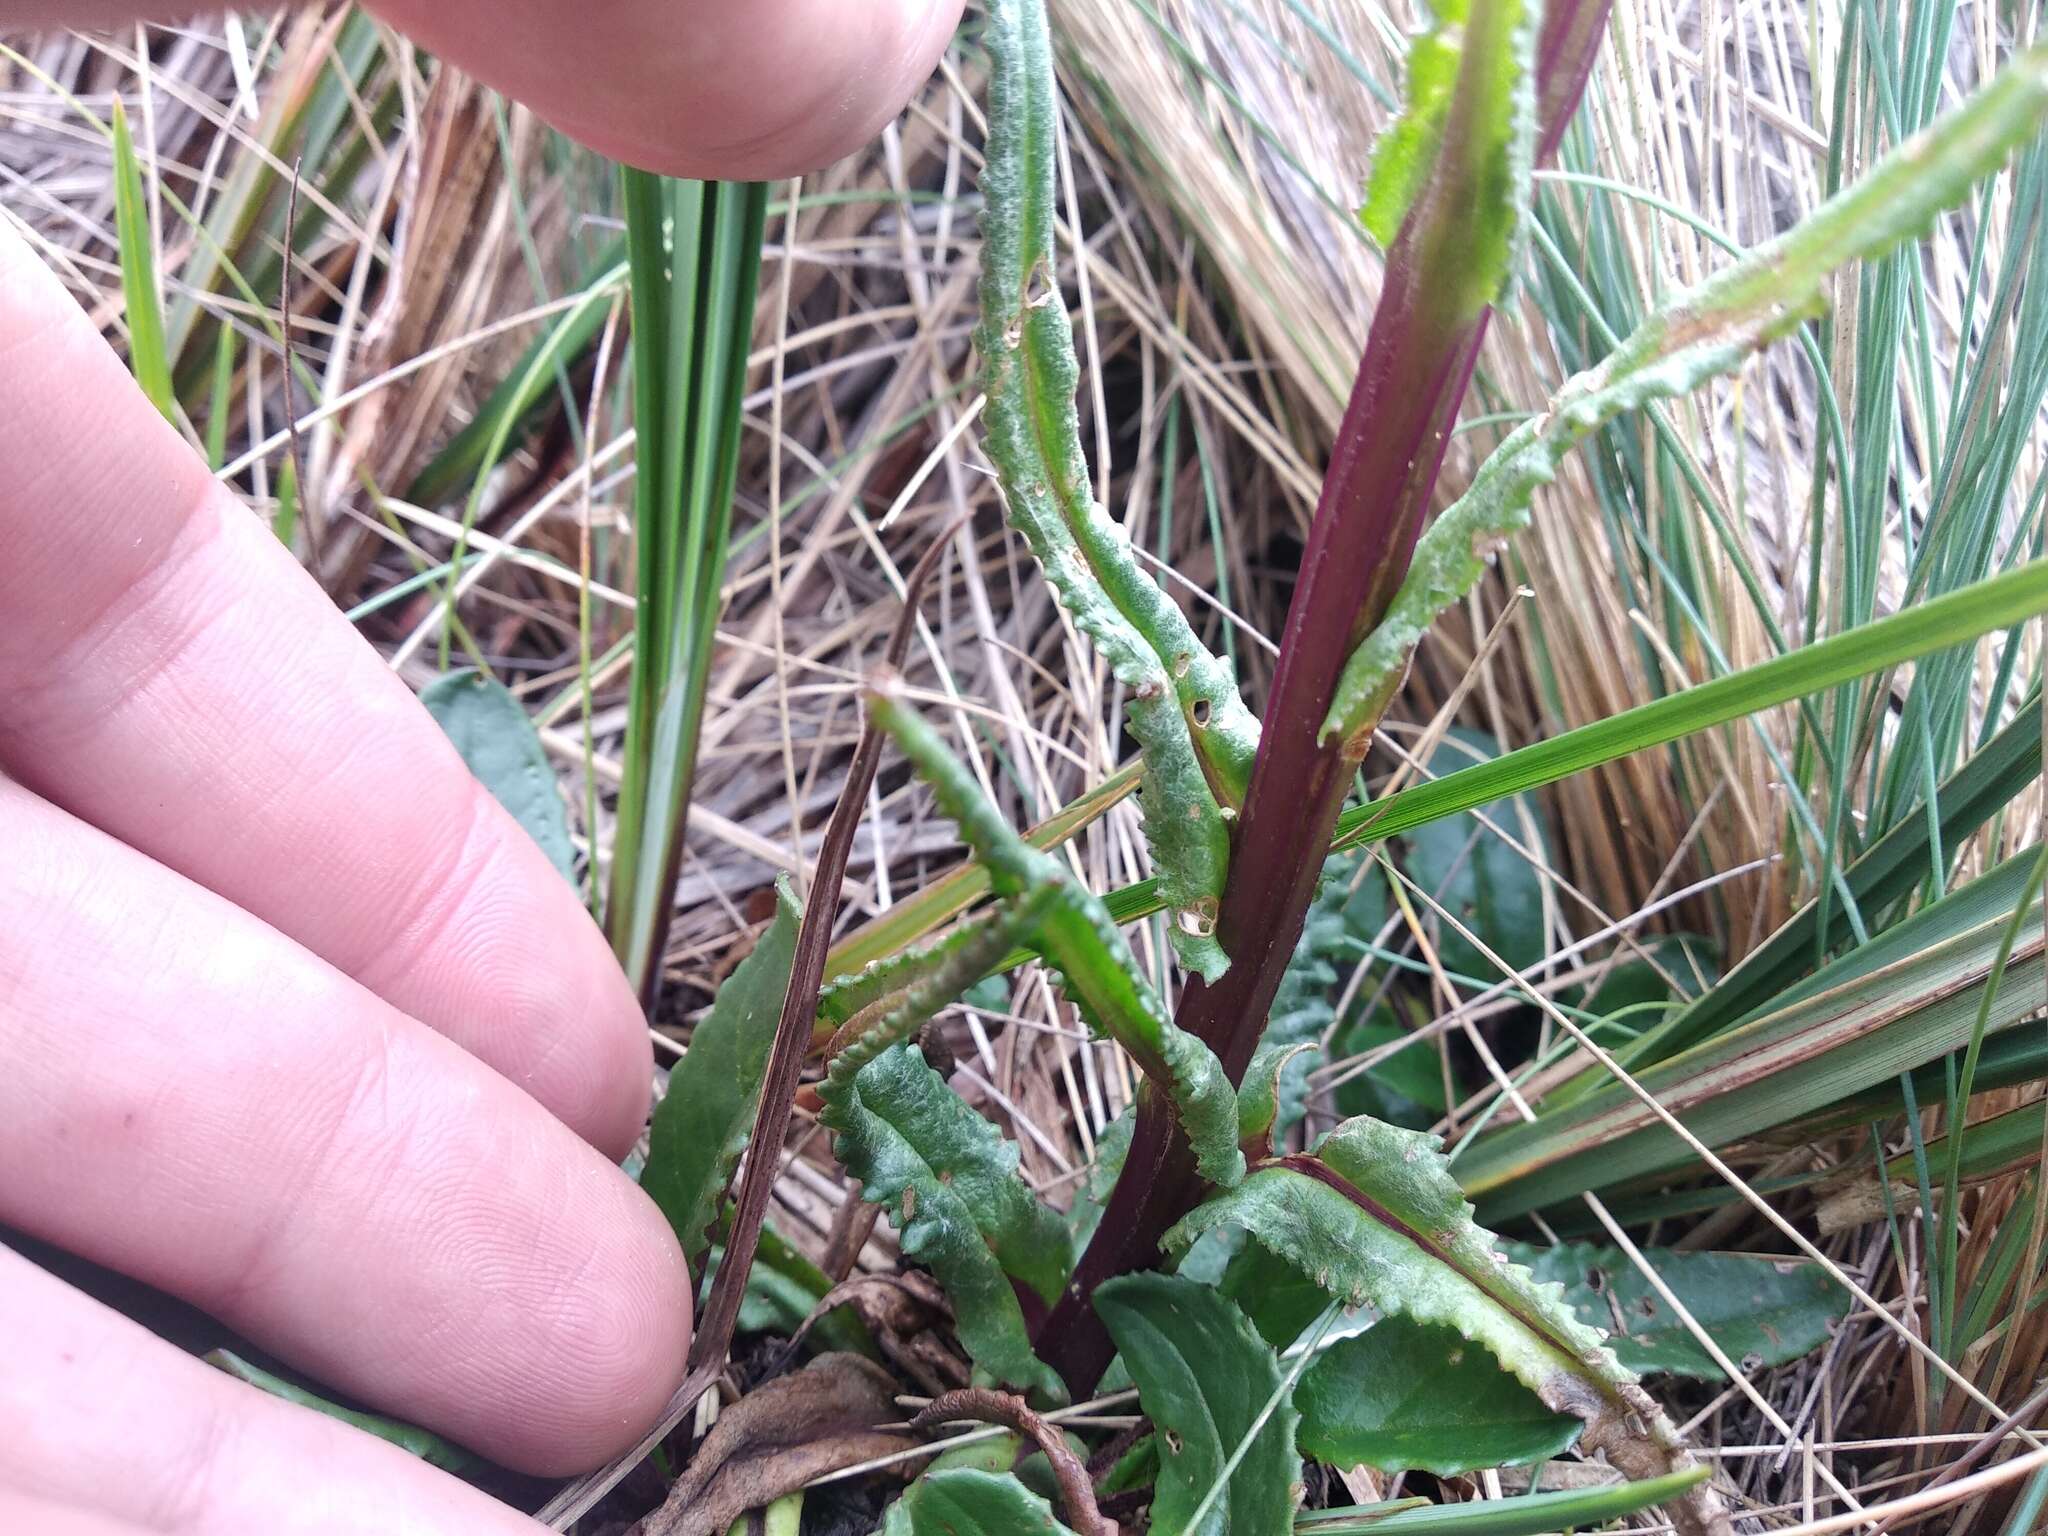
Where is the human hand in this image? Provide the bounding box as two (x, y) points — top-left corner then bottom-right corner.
(0, 2), (961, 1531)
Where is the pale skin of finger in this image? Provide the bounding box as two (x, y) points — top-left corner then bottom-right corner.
(0, 0), (966, 179)
(0, 777), (693, 1475)
(0, 222), (651, 1160)
(0, 0), (961, 1143)
(0, 1246), (554, 1535)
(0, 1488), (164, 1536)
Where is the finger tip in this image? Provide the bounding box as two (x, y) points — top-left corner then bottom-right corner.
(765, 0), (967, 175)
(557, 958), (655, 1165)
(582, 0), (966, 179)
(490, 1183), (694, 1475)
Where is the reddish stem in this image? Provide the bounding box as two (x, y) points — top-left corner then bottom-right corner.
(1036, 0), (1613, 1396)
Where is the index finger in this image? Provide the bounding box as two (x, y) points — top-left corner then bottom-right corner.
(366, 0), (964, 178)
(2, 0), (964, 179)
(0, 222), (650, 1158)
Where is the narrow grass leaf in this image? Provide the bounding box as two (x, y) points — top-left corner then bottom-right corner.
(1297, 1467), (1709, 1535)
(110, 100), (176, 421)
(1056, 564), (2048, 945)
(1584, 690), (2040, 1083)
(607, 174), (768, 1009)
(1459, 854), (2048, 1217)
(406, 252), (626, 506)
(205, 1350), (476, 1472)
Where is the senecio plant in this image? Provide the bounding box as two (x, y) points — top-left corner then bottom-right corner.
(602, 2), (2048, 1533)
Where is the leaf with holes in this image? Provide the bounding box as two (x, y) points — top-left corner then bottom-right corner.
(1510, 1243), (1842, 1380)
(822, 1042), (1066, 1402)
(977, 0), (1259, 979)
(642, 878), (799, 1271)
(1095, 1272), (1301, 1536)
(1296, 1319), (1581, 1476)
(1324, 44), (2048, 748)
(421, 670), (577, 880)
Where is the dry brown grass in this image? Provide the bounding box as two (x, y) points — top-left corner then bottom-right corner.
(9, 3), (2048, 1530)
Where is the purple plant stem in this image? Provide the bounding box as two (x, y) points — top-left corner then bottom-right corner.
(1036, 0), (1613, 1396)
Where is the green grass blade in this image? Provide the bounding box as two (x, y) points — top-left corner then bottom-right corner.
(1457, 855), (2048, 1218)
(606, 173), (768, 1009)
(1297, 1468), (1708, 1534)
(1068, 562), (2048, 940)
(1575, 691), (2044, 1086)
(1337, 559), (2048, 852)
(405, 250), (627, 505)
(110, 100), (175, 422)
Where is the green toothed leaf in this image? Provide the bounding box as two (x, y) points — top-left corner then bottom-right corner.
(1096, 1272), (1301, 1536)
(1326, 44), (2048, 746)
(1360, 0), (1537, 316)
(977, 0), (1259, 978)
(1296, 1318), (1581, 1476)
(1239, 1043), (1315, 1158)
(824, 1033), (1069, 1309)
(643, 877), (800, 1270)
(818, 920), (998, 1028)
(868, 682), (1244, 1188)
(1167, 1117), (1704, 1505)
(822, 1043), (1066, 1402)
